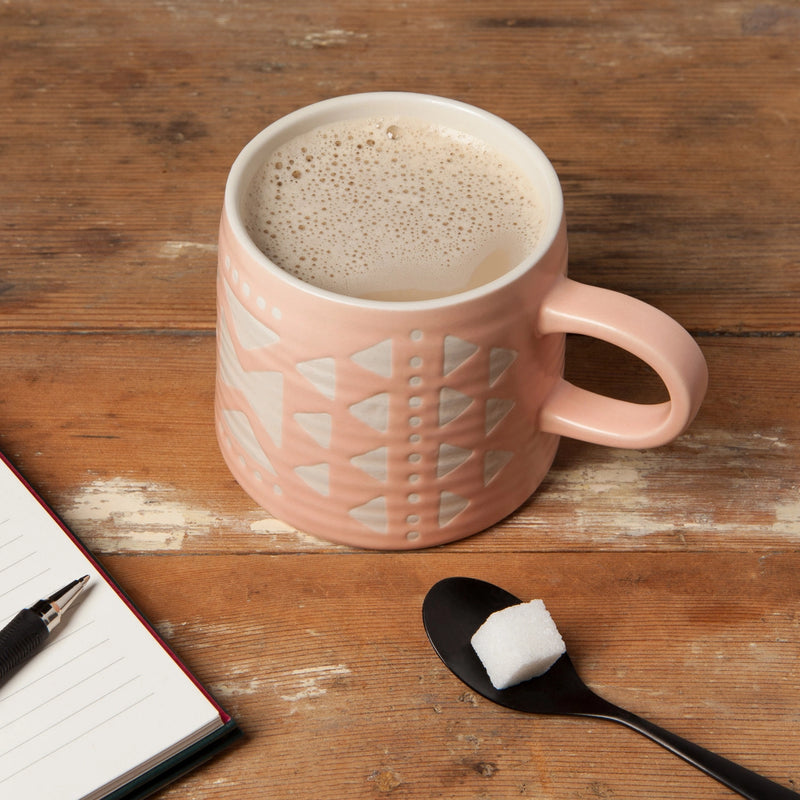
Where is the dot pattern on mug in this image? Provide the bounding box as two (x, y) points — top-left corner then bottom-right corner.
(216, 254), (520, 546)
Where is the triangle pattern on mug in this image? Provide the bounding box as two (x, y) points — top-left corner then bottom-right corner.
(216, 309), (239, 384)
(439, 491), (469, 527)
(294, 463), (330, 496)
(297, 357), (336, 399)
(443, 335), (479, 376)
(225, 283), (280, 350)
(438, 387), (473, 426)
(350, 339), (393, 377)
(349, 496), (388, 534)
(219, 313), (284, 448)
(241, 371), (284, 447)
(485, 398), (515, 435)
(294, 412), (333, 448)
(349, 393), (390, 432)
(437, 443), (473, 478)
(350, 446), (389, 482)
(218, 278), (527, 542)
(484, 450), (514, 485)
(489, 347), (517, 386)
(221, 408), (276, 475)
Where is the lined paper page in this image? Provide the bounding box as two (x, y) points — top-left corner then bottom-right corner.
(0, 460), (223, 800)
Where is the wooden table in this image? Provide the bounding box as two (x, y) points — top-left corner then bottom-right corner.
(2, 2), (798, 798)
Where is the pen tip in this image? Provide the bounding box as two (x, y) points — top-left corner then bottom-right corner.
(52, 575), (90, 609)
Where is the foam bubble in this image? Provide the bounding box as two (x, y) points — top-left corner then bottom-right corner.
(244, 116), (544, 300)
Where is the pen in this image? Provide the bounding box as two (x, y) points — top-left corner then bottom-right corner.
(0, 575), (90, 686)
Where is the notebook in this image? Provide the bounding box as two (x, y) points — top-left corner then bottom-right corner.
(0, 452), (241, 799)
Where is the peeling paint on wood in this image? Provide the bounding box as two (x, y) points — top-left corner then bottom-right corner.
(63, 477), (211, 550)
(271, 664), (352, 702)
(159, 240), (218, 258)
(288, 29), (368, 49)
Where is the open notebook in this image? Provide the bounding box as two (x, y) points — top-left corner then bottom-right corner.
(0, 452), (241, 799)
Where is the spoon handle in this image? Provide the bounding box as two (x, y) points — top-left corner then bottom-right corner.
(602, 705), (799, 799)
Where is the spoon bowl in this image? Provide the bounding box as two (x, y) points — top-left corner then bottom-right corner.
(422, 577), (798, 800)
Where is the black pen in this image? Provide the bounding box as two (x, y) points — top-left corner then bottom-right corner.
(0, 575), (90, 686)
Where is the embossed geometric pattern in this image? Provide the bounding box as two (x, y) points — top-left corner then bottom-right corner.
(220, 408), (276, 475)
(294, 412), (333, 448)
(438, 387), (473, 426)
(484, 450), (514, 485)
(486, 398), (515, 435)
(350, 446), (389, 482)
(489, 347), (517, 386)
(297, 357), (336, 400)
(349, 496), (388, 534)
(350, 339), (393, 377)
(437, 444), (473, 478)
(216, 250), (524, 547)
(294, 463), (330, 496)
(218, 307), (283, 447)
(225, 282), (279, 350)
(439, 492), (470, 527)
(443, 335), (479, 376)
(349, 393), (391, 432)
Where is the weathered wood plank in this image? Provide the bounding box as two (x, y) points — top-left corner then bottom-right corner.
(1, 1), (797, 332)
(2, 2), (799, 799)
(106, 551), (800, 800)
(1, 333), (796, 554)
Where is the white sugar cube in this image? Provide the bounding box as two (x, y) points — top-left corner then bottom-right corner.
(470, 599), (566, 690)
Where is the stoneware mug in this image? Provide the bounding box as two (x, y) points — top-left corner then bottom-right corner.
(215, 92), (708, 550)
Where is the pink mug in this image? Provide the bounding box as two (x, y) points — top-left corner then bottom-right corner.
(215, 93), (708, 549)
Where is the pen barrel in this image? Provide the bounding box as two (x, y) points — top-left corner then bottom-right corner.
(0, 609), (49, 683)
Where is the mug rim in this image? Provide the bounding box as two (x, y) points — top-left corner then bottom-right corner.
(224, 91), (565, 310)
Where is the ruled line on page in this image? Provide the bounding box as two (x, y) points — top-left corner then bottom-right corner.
(0, 567), (51, 601)
(0, 619), (98, 656)
(0, 633), (108, 704)
(0, 657), (125, 733)
(0, 691), (156, 785)
(0, 550), (37, 577)
(39, 620), (98, 654)
(0, 674), (143, 761)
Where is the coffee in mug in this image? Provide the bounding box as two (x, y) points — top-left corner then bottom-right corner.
(216, 93), (708, 550)
(242, 115), (544, 301)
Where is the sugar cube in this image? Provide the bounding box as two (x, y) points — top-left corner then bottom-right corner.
(470, 599), (566, 690)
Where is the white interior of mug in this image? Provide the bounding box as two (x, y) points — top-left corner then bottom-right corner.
(224, 92), (564, 308)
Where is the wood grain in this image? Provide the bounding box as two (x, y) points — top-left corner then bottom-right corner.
(1, 334), (796, 554)
(1, 1), (798, 798)
(106, 551), (800, 800)
(1, 1), (798, 333)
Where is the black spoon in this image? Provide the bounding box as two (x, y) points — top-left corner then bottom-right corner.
(422, 577), (799, 800)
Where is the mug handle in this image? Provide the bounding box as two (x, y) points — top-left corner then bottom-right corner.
(537, 278), (708, 449)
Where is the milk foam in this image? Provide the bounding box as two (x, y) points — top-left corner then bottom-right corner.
(244, 116), (544, 300)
